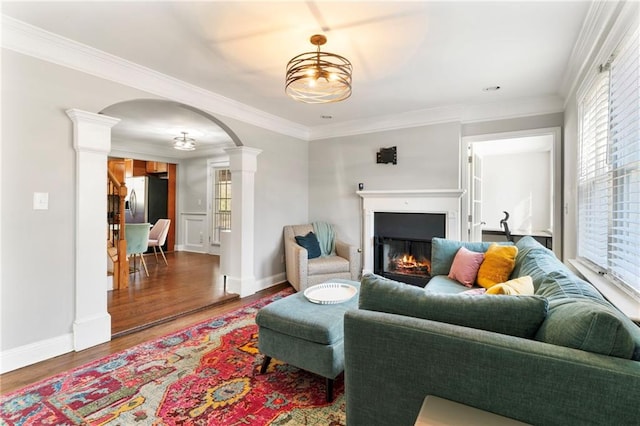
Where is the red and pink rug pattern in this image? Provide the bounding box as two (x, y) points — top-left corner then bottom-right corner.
(1, 289), (346, 425)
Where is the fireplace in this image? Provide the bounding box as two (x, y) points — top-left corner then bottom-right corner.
(357, 189), (465, 283)
(374, 212), (446, 286)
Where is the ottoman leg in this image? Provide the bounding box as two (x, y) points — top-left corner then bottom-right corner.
(326, 378), (334, 402)
(260, 355), (272, 374)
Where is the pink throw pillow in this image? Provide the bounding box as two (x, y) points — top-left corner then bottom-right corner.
(448, 247), (485, 287)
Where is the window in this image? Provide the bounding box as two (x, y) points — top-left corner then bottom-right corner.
(213, 169), (231, 244)
(577, 27), (639, 299)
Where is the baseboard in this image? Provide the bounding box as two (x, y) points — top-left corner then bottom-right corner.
(74, 313), (111, 351)
(0, 333), (74, 374)
(254, 272), (287, 292)
(176, 245), (208, 254)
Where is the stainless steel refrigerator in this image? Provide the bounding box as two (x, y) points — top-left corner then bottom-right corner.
(124, 175), (168, 224)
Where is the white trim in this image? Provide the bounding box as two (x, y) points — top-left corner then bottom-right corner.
(254, 273), (287, 292)
(569, 259), (640, 322)
(572, 1), (639, 104)
(206, 157), (231, 253)
(4, 14), (573, 142)
(181, 212), (208, 253)
(1, 15), (309, 141)
(460, 127), (562, 258)
(0, 333), (73, 374)
(357, 189), (465, 199)
(357, 190), (465, 275)
(309, 96), (563, 141)
(67, 109), (119, 352)
(559, 1), (621, 102)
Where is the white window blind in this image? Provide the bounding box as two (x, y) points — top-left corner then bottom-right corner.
(577, 26), (640, 298)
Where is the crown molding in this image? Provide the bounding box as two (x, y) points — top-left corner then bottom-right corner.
(1, 15), (310, 140)
(309, 95), (564, 140)
(559, 0), (623, 102)
(3, 15), (567, 143)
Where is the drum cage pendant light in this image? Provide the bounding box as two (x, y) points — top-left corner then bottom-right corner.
(285, 34), (352, 104)
(173, 131), (196, 151)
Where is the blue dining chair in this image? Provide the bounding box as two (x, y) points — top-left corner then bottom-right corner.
(125, 223), (151, 276)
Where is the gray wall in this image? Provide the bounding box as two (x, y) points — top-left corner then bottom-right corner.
(178, 124), (309, 282)
(1, 50), (155, 351)
(309, 122), (461, 248)
(0, 49), (579, 364)
(0, 49), (308, 356)
(221, 121), (309, 282)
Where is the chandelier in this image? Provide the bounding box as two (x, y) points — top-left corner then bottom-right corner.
(285, 34), (352, 103)
(173, 131), (196, 151)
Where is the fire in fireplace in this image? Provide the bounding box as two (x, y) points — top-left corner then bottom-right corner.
(374, 212), (446, 287)
(389, 253), (430, 276)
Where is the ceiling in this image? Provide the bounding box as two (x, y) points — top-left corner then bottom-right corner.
(2, 1), (592, 157)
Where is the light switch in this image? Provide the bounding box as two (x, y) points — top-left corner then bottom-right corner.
(33, 192), (49, 210)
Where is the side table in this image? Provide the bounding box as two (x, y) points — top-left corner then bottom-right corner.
(414, 396), (530, 426)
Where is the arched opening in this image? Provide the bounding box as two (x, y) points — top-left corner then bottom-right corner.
(70, 100), (259, 345)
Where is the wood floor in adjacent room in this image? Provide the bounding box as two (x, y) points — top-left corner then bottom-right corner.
(0, 251), (289, 394)
(109, 251), (236, 337)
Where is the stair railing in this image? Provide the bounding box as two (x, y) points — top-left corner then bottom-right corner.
(108, 169), (129, 289)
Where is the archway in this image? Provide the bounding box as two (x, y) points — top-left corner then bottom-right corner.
(69, 100), (260, 350)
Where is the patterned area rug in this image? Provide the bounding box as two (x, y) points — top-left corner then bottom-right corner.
(1, 289), (346, 425)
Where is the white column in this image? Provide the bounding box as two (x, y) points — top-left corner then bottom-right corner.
(225, 146), (262, 297)
(66, 109), (120, 351)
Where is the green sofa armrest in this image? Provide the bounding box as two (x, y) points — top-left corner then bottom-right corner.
(344, 309), (640, 426)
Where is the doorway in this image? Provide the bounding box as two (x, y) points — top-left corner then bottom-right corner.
(461, 127), (562, 258)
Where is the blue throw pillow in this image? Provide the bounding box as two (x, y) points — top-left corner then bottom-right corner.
(295, 232), (321, 259)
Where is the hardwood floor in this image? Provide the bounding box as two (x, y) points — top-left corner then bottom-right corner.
(0, 251), (290, 395)
(109, 251), (236, 336)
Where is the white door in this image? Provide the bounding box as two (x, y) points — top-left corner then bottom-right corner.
(469, 146), (484, 242)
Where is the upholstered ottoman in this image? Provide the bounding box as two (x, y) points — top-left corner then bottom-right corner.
(256, 279), (360, 402)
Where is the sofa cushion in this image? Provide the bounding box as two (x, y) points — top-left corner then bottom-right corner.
(447, 247), (485, 287)
(486, 276), (534, 295)
(295, 231), (321, 259)
(511, 237), (571, 292)
(308, 255), (350, 275)
(477, 243), (518, 288)
(424, 275), (473, 294)
(535, 270), (640, 360)
(360, 273), (548, 338)
(431, 238), (496, 276)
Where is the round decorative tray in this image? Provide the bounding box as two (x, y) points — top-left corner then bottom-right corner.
(304, 282), (358, 305)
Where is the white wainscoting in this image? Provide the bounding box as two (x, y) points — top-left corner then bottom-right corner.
(180, 212), (207, 253)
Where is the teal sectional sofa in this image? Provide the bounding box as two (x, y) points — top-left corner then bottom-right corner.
(344, 237), (640, 425)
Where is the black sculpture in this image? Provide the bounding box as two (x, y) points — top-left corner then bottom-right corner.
(500, 211), (514, 242)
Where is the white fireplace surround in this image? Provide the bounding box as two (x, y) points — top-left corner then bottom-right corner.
(358, 189), (465, 275)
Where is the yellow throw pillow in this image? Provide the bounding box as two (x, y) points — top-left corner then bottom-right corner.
(476, 243), (518, 289)
(486, 276), (534, 295)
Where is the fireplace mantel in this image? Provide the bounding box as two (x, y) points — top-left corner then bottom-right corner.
(358, 189), (466, 276)
(357, 189), (465, 199)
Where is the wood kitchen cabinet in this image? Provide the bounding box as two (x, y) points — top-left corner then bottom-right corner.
(132, 160), (147, 176)
(146, 161), (168, 174)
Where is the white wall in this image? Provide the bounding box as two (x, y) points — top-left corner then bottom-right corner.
(481, 151), (551, 232)
(309, 122), (461, 249)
